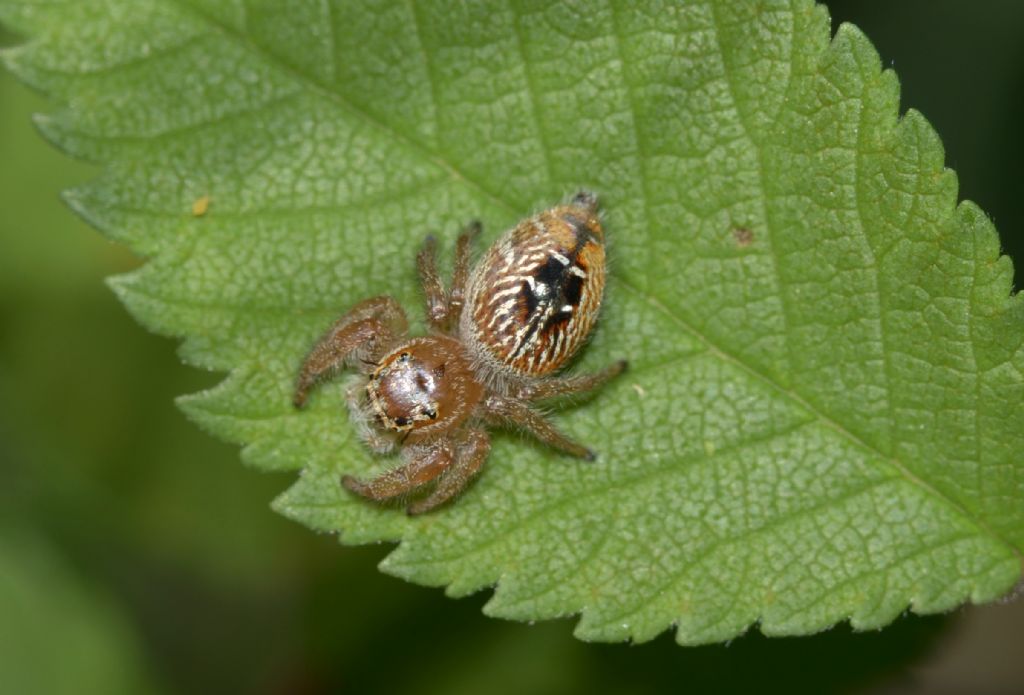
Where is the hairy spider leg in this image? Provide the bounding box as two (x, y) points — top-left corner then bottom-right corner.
(417, 235), (448, 330)
(345, 378), (396, 454)
(407, 428), (490, 515)
(294, 296), (407, 407)
(417, 220), (482, 332)
(342, 440), (453, 501)
(482, 395), (595, 460)
(447, 220), (481, 323)
(517, 360), (628, 401)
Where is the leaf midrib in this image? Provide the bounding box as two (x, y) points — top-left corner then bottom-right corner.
(164, 0), (1022, 562)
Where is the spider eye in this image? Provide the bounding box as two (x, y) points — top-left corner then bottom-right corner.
(399, 352), (411, 362)
(394, 416), (411, 427)
(425, 408), (437, 420)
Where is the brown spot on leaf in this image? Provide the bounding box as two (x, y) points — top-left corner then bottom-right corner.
(733, 227), (754, 247)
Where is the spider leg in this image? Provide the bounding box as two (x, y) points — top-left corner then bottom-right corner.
(516, 360), (627, 401)
(294, 296), (407, 408)
(482, 395), (595, 460)
(345, 378), (395, 454)
(417, 235), (448, 330)
(447, 220), (481, 322)
(342, 440), (453, 502)
(407, 428), (490, 515)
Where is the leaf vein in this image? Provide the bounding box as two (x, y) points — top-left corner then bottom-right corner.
(616, 279), (1022, 561)
(772, 532), (981, 625)
(393, 416), (817, 571)
(590, 475), (905, 632)
(506, 0), (553, 188)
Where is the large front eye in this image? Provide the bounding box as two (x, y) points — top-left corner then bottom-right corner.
(424, 408), (437, 420)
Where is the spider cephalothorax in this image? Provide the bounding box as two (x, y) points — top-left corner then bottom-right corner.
(366, 337), (482, 435)
(293, 192), (625, 514)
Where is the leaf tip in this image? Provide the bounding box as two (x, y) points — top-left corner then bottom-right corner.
(30, 109), (64, 147)
(28, 109), (90, 162)
(268, 488), (294, 518)
(0, 43), (23, 71)
(830, 19), (868, 47)
(103, 271), (132, 298)
(60, 185), (100, 229)
(104, 270), (150, 323)
(28, 108), (51, 127)
(174, 390), (206, 420)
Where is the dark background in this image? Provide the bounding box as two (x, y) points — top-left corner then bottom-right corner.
(1, 2), (1022, 693)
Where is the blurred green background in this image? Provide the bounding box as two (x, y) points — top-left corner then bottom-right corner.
(1, 3), (1022, 694)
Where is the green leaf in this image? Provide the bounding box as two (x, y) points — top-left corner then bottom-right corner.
(3, 0), (1021, 645)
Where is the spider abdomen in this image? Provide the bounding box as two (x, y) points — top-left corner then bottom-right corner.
(463, 192), (606, 377)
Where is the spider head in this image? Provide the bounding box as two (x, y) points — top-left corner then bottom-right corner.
(366, 336), (482, 435)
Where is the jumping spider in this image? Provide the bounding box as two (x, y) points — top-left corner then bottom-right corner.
(293, 192), (626, 514)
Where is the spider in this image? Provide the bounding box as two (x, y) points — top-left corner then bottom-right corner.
(293, 192), (626, 514)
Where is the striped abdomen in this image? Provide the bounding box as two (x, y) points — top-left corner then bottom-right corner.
(463, 192), (606, 377)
